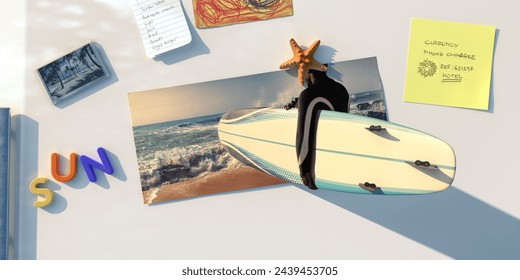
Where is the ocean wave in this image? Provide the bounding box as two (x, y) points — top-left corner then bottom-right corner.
(151, 122), (217, 138)
(349, 98), (387, 120)
(139, 141), (245, 188)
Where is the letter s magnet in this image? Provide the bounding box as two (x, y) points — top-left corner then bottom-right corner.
(29, 177), (54, 208)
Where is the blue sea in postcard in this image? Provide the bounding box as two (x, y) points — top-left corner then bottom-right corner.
(132, 114), (244, 190)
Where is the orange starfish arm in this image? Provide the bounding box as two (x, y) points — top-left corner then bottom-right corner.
(304, 40), (321, 57)
(279, 58), (298, 69)
(297, 65), (306, 86)
(289, 38), (301, 52)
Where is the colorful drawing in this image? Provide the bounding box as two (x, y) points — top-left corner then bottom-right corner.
(193, 0), (293, 28)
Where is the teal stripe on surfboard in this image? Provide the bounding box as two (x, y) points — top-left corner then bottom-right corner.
(220, 140), (429, 195)
(317, 147), (455, 170)
(221, 108), (427, 138)
(221, 108), (294, 125)
(218, 129), (455, 171)
(319, 110), (426, 137)
(315, 178), (432, 195)
(219, 129), (293, 148)
(220, 139), (302, 184)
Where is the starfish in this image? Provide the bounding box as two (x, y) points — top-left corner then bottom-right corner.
(279, 38), (328, 85)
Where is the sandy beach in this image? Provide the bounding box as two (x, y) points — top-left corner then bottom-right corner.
(142, 166), (286, 204)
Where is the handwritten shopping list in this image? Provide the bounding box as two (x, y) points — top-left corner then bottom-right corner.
(130, 0), (192, 58)
(404, 18), (496, 110)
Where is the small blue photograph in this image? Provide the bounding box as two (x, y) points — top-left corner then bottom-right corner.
(36, 42), (110, 105)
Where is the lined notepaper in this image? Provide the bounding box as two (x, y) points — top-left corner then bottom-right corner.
(130, 0), (192, 58)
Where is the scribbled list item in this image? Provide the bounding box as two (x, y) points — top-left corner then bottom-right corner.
(404, 18), (496, 110)
(421, 40), (477, 82)
(130, 0), (192, 58)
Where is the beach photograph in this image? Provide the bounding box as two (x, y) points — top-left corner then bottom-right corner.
(127, 57), (387, 204)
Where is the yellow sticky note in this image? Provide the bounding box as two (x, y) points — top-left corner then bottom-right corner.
(404, 18), (496, 110)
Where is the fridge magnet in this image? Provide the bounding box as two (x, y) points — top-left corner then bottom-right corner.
(279, 38), (328, 86)
(36, 42), (111, 105)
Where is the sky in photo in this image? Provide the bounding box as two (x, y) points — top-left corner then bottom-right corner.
(128, 57), (383, 126)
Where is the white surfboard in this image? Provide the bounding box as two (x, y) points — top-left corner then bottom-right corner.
(218, 107), (456, 195)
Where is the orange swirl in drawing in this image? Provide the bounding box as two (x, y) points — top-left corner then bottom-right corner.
(193, 0), (293, 28)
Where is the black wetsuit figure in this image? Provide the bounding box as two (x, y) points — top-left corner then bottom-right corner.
(295, 69), (349, 190)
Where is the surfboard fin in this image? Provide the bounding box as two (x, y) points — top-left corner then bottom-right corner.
(365, 125), (386, 132)
(406, 160), (439, 170)
(359, 182), (379, 192)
